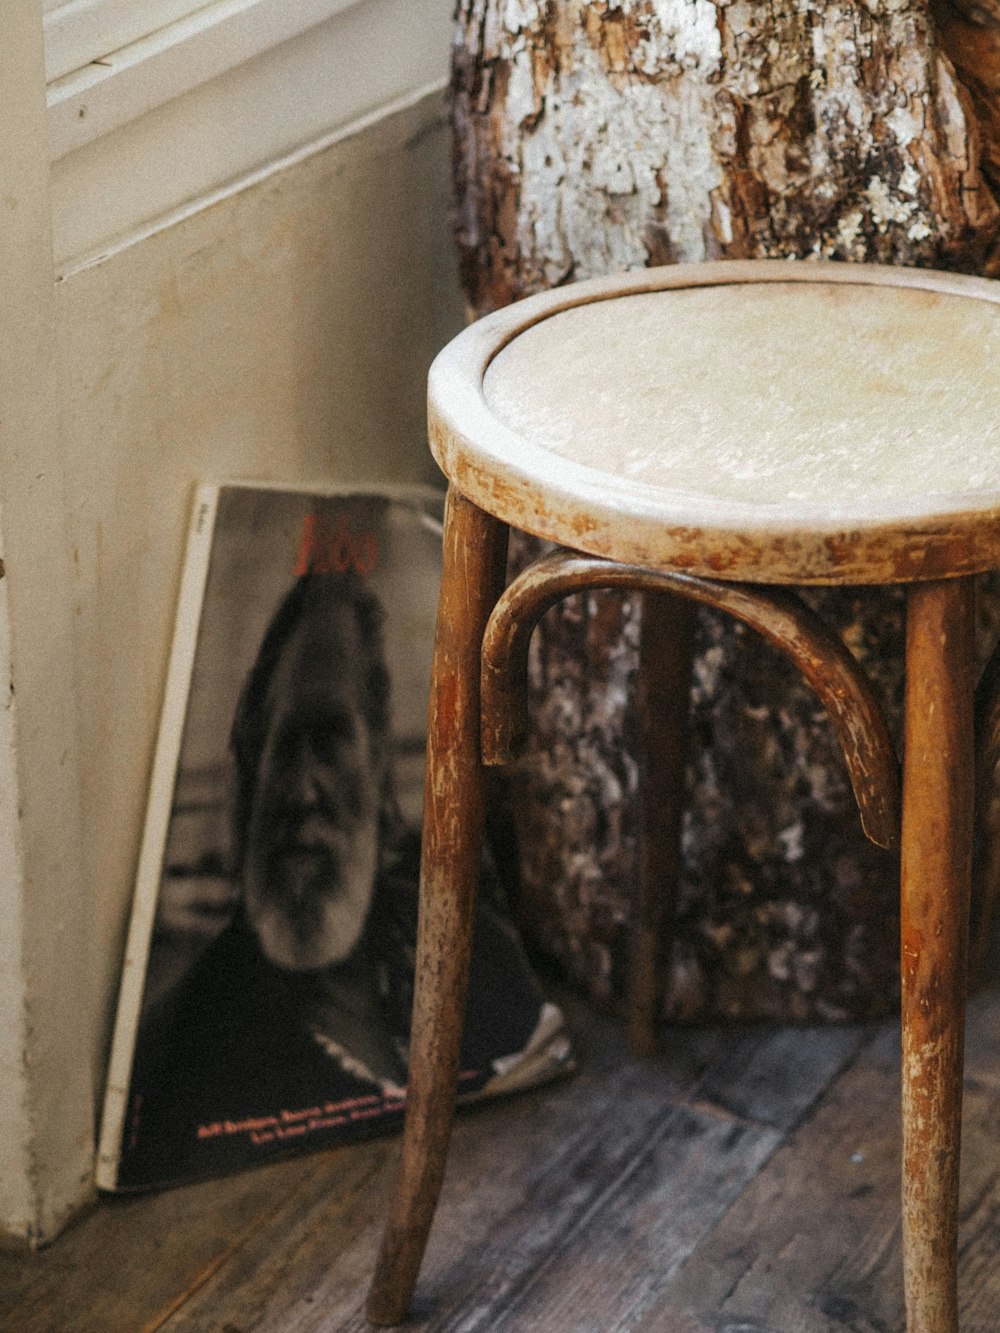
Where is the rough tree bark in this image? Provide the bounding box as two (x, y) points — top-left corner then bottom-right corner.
(453, 0), (1000, 1022)
(935, 0), (1000, 193)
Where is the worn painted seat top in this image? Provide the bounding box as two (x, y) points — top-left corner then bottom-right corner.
(428, 260), (1000, 583)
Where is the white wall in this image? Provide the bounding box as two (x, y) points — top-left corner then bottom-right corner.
(0, 0), (94, 1246)
(1, 0), (464, 1242)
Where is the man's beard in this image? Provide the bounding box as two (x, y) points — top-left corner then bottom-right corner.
(244, 811), (380, 971)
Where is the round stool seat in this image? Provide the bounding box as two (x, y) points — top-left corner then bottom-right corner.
(428, 260), (1000, 583)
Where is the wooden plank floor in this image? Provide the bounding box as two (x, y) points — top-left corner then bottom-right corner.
(4, 986), (1000, 1332)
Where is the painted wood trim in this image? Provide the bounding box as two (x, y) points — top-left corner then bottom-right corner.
(44, 0), (212, 82)
(46, 0), (368, 154)
(0, 0), (94, 1245)
(48, 0), (452, 270)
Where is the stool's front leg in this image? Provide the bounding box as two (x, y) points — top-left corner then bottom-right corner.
(366, 489), (509, 1327)
(901, 577), (975, 1333)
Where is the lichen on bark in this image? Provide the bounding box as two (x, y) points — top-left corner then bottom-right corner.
(452, 0), (1000, 1022)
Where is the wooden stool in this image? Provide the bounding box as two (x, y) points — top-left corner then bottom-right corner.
(367, 260), (1000, 1332)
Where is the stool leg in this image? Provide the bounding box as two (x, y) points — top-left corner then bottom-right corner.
(901, 577), (975, 1333)
(366, 490), (508, 1326)
(628, 591), (695, 1057)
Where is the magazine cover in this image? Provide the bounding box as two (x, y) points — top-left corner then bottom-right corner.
(97, 482), (573, 1192)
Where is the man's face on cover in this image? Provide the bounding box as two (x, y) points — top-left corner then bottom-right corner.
(242, 597), (384, 971)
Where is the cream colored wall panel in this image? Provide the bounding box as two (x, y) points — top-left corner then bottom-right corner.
(54, 89), (463, 1124)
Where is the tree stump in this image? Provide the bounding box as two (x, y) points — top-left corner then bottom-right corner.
(453, 0), (1000, 1022)
(934, 0), (1000, 195)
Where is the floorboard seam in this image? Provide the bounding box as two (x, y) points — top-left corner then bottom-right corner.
(143, 1171), (332, 1331)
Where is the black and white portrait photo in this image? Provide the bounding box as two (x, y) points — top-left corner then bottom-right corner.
(103, 485), (570, 1192)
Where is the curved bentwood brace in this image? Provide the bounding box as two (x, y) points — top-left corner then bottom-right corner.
(482, 547), (902, 852)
